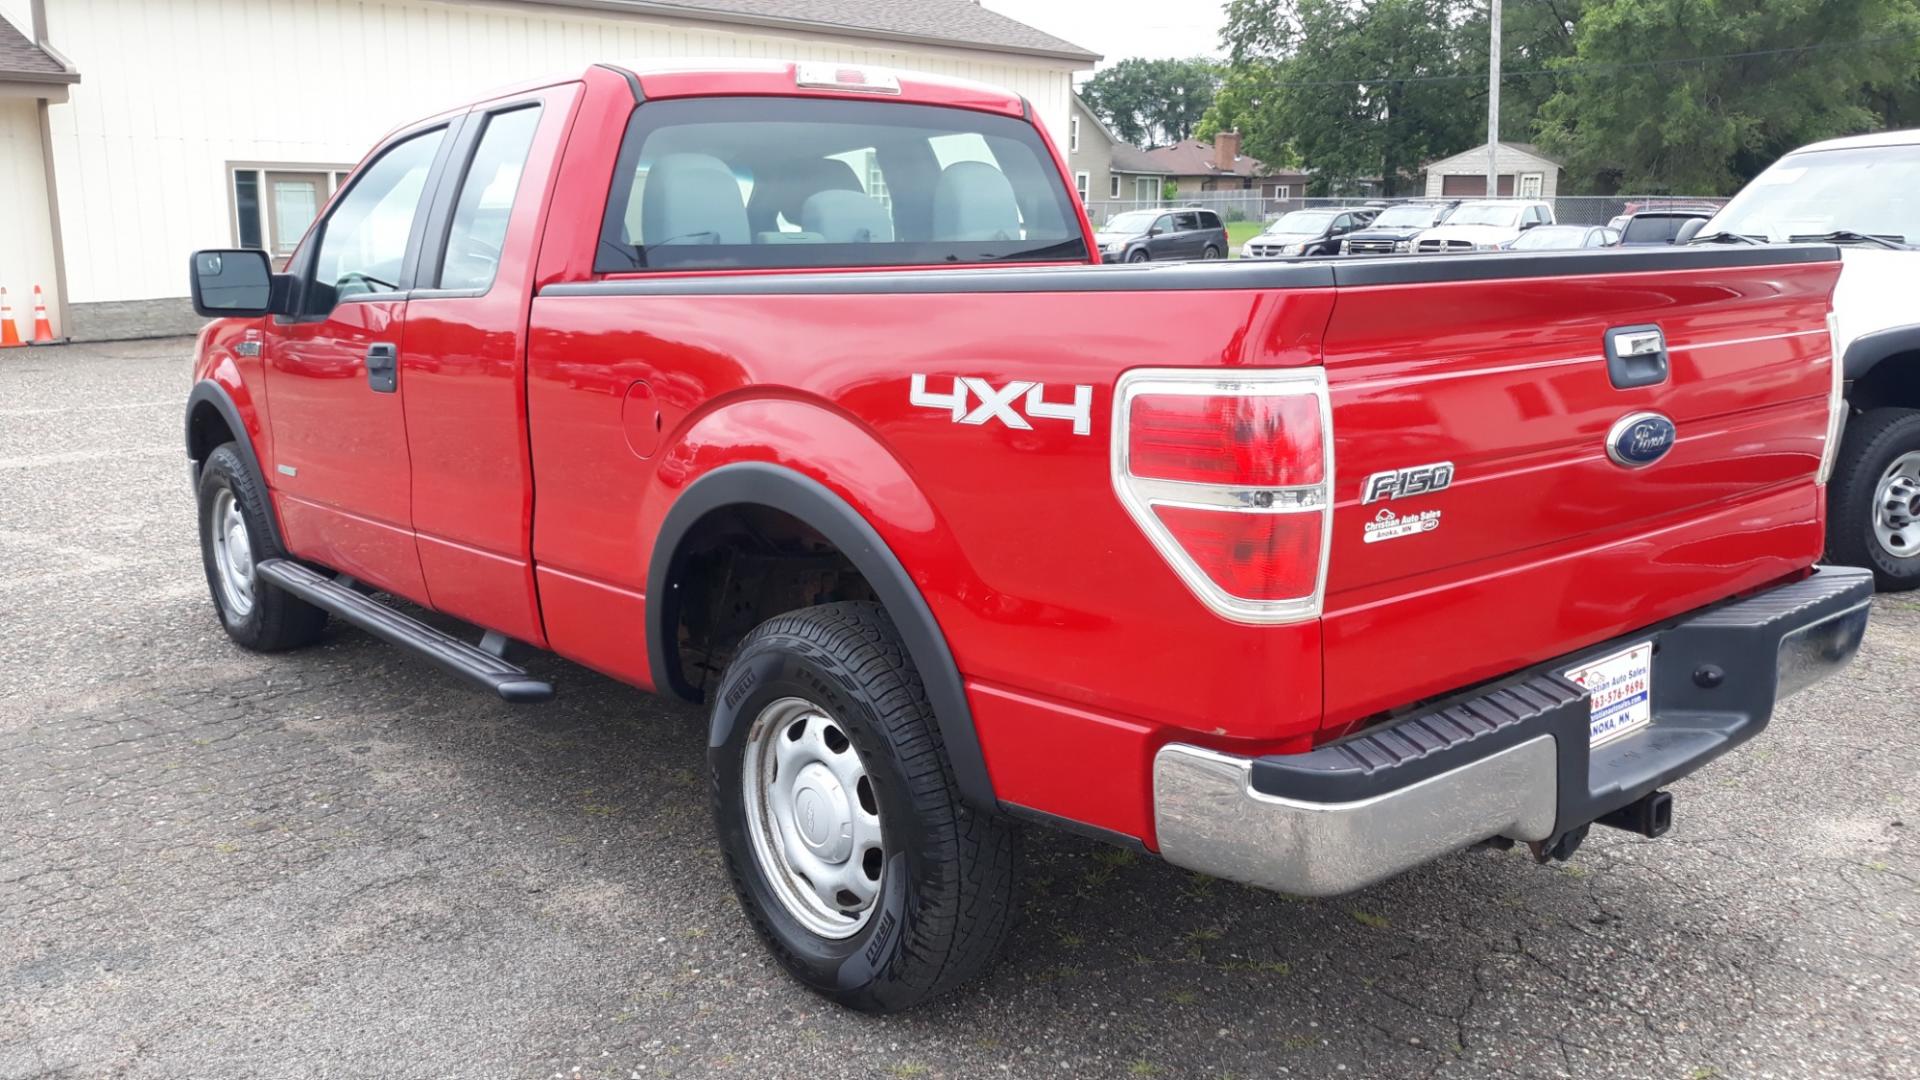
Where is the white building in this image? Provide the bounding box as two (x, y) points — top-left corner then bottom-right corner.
(0, 0), (1095, 341)
(1423, 141), (1563, 200)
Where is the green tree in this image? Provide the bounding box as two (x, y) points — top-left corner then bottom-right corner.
(1537, 0), (1920, 193)
(1211, 0), (1483, 195)
(1080, 57), (1224, 146)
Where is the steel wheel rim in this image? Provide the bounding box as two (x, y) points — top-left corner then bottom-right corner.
(741, 696), (885, 939)
(1872, 451), (1920, 559)
(210, 488), (255, 618)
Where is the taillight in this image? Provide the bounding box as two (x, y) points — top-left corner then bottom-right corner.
(1819, 311), (1846, 484)
(1113, 368), (1333, 623)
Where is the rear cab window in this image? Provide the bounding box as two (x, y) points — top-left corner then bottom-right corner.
(595, 96), (1086, 272)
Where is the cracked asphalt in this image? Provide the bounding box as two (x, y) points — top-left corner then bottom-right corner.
(2, 338), (1916, 1080)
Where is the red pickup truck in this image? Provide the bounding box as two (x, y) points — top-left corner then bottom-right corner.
(183, 61), (1873, 1011)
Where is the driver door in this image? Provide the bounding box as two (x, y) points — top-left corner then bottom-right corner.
(264, 118), (460, 603)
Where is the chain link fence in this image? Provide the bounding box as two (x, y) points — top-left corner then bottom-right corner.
(1081, 192), (1728, 229)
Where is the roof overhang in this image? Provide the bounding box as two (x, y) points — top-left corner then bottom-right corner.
(499, 0), (1099, 64)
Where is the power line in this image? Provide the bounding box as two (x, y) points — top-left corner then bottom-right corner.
(1248, 27), (1920, 88)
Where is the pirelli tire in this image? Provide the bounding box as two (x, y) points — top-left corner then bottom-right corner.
(708, 601), (1017, 1012)
(1827, 407), (1920, 591)
(196, 442), (330, 650)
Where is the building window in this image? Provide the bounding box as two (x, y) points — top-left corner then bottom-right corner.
(1109, 174), (1122, 198)
(1519, 172), (1544, 198)
(1137, 176), (1158, 201)
(1074, 171), (1090, 202)
(1273, 184), (1291, 199)
(1069, 116), (1080, 153)
(231, 164), (354, 263)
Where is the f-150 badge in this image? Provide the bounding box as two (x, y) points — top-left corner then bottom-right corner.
(1362, 461), (1454, 503)
(910, 374), (1093, 436)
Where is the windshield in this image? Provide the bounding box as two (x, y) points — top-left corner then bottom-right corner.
(1444, 204), (1522, 227)
(1266, 210), (1337, 236)
(1370, 204), (1445, 228)
(1706, 144), (1920, 243)
(1509, 226), (1586, 250)
(1103, 210), (1161, 233)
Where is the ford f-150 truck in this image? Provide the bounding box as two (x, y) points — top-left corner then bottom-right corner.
(183, 61), (1873, 1012)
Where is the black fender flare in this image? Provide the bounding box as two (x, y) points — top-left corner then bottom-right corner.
(185, 379), (287, 551)
(1843, 323), (1920, 382)
(647, 462), (996, 810)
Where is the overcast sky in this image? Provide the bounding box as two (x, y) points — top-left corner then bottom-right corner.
(981, 0), (1228, 70)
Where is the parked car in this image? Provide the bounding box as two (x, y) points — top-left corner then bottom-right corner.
(1241, 206), (1380, 258)
(1616, 209), (1715, 246)
(1506, 224), (1621, 250)
(1693, 128), (1920, 589)
(1096, 207), (1228, 262)
(183, 60), (1872, 1014)
(1340, 201), (1458, 254)
(1413, 199), (1555, 252)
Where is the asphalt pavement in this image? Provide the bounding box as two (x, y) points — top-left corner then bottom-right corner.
(1, 339), (1915, 1080)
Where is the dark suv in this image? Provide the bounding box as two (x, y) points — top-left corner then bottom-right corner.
(1614, 209), (1716, 246)
(1340, 201), (1458, 255)
(1096, 208), (1230, 262)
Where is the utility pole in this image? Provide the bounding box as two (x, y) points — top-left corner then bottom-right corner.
(1487, 0), (1502, 197)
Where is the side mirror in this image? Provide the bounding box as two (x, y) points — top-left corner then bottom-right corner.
(189, 249), (282, 318)
(1147, 227), (1162, 237)
(1674, 218), (1707, 244)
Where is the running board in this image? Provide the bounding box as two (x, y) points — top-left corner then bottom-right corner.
(255, 559), (554, 703)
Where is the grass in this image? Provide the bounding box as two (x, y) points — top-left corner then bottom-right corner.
(1226, 220), (1264, 255)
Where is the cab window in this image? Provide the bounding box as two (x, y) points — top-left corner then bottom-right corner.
(308, 127), (444, 308)
(596, 97), (1085, 272)
(438, 106), (541, 292)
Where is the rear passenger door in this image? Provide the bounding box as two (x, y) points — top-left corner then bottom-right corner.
(1173, 211), (1205, 258)
(402, 83), (580, 646)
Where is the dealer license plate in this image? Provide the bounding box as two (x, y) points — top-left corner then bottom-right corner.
(1563, 642), (1653, 747)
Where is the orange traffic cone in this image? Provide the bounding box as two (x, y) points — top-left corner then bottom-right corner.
(0, 289), (21, 348)
(27, 286), (55, 344)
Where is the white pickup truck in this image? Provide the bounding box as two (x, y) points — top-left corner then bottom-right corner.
(1692, 129), (1920, 590)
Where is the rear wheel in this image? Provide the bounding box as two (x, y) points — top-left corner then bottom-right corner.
(196, 443), (329, 649)
(1202, 245), (1222, 260)
(1127, 249), (1150, 263)
(1826, 407), (1920, 591)
(709, 602), (1016, 1012)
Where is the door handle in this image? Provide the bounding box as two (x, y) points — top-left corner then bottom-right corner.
(365, 342), (398, 393)
(1605, 325), (1668, 389)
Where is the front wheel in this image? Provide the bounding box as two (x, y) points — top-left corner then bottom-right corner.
(1826, 407), (1920, 591)
(1127, 249), (1150, 263)
(709, 603), (1017, 1012)
(196, 443), (329, 649)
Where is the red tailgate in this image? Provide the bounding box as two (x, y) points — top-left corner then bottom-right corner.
(1318, 258), (1841, 730)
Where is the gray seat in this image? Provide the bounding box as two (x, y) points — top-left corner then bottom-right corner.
(932, 161), (1021, 242)
(746, 158), (864, 234)
(799, 189), (894, 243)
(641, 153), (748, 247)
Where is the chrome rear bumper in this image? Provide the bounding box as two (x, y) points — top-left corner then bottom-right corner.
(1152, 567), (1873, 897)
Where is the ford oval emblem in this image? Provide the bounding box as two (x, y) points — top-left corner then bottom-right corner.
(1606, 412), (1677, 468)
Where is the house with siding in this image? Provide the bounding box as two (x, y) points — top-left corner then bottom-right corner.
(1064, 94), (1169, 212)
(1141, 133), (1287, 198)
(0, 0), (1096, 341)
(1423, 141), (1562, 199)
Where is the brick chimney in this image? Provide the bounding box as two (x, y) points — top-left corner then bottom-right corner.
(1213, 131), (1242, 171)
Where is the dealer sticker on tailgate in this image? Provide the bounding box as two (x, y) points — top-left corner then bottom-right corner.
(1563, 642), (1653, 747)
